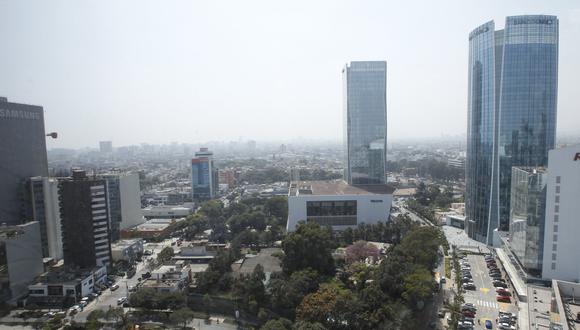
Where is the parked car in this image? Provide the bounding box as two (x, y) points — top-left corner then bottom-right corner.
(461, 306), (477, 312)
(496, 289), (511, 296)
(117, 297), (127, 305)
(485, 319), (493, 329)
(111, 284), (119, 291)
(462, 310), (475, 318)
(497, 295), (511, 303)
(463, 283), (476, 290)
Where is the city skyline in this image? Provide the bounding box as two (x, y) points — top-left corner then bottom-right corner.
(1, 1), (579, 149)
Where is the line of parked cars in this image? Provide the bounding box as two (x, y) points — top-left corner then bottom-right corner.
(485, 254), (512, 303)
(496, 311), (517, 329)
(460, 256), (476, 291)
(457, 303), (477, 329)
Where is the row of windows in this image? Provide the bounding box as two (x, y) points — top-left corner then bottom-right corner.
(551, 176), (561, 270)
(306, 201), (357, 217)
(307, 216), (357, 227)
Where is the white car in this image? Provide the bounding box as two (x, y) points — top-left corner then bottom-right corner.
(117, 297), (127, 305)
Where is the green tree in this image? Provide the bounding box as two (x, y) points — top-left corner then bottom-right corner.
(199, 200), (224, 219)
(281, 222), (335, 275)
(106, 306), (127, 326)
(402, 267), (435, 310)
(264, 196), (288, 223)
(260, 318), (293, 330)
(169, 307), (194, 329)
(86, 309), (105, 321)
(157, 246), (174, 264)
(292, 321), (328, 330)
(296, 282), (360, 330)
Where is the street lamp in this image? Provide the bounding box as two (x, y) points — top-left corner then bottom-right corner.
(46, 132), (58, 139)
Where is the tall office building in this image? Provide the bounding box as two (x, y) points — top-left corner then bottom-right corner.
(466, 15), (558, 244)
(542, 146), (580, 282)
(0, 98), (49, 225)
(59, 170), (112, 269)
(102, 172), (143, 241)
(508, 167), (547, 277)
(29, 177), (63, 260)
(342, 61), (387, 185)
(191, 148), (218, 200)
(99, 141), (113, 153)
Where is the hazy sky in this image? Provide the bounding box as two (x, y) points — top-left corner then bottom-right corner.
(1, 0), (579, 149)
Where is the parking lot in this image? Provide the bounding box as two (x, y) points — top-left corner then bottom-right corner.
(460, 253), (518, 329)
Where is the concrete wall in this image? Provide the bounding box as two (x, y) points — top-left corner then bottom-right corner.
(119, 173), (144, 230)
(542, 146), (580, 281)
(287, 193), (392, 231)
(43, 178), (63, 260)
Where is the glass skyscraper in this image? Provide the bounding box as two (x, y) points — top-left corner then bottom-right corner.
(343, 61), (387, 185)
(466, 15), (558, 244)
(191, 148), (218, 200)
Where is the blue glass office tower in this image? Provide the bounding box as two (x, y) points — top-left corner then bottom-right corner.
(191, 148), (218, 200)
(343, 61), (387, 185)
(466, 16), (558, 244)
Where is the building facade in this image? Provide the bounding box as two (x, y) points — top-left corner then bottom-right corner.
(29, 177), (63, 260)
(542, 146), (580, 282)
(286, 180), (393, 232)
(27, 265), (107, 308)
(508, 167), (547, 277)
(59, 170), (112, 269)
(0, 98), (49, 226)
(191, 148), (218, 200)
(0, 222), (44, 304)
(102, 172), (143, 241)
(111, 239), (144, 263)
(343, 61), (387, 185)
(466, 16), (558, 244)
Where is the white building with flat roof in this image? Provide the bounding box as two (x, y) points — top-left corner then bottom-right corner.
(142, 205), (193, 219)
(542, 146), (580, 282)
(287, 180), (393, 232)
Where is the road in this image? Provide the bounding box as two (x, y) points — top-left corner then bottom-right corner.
(394, 201), (433, 227)
(74, 239), (173, 322)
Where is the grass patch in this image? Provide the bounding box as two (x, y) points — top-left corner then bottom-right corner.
(445, 257), (451, 278)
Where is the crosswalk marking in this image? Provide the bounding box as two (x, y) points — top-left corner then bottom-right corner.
(465, 298), (499, 309)
(474, 299), (499, 309)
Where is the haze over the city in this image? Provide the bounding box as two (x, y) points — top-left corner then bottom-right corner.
(1, 0), (579, 149)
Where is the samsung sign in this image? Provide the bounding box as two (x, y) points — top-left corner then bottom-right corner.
(511, 17), (554, 25)
(0, 108), (41, 120)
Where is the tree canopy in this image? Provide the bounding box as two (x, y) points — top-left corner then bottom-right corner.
(281, 222), (335, 276)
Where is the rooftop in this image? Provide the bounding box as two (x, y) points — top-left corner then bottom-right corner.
(552, 280), (580, 330)
(289, 180), (394, 197)
(111, 238), (143, 249)
(237, 248), (282, 275)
